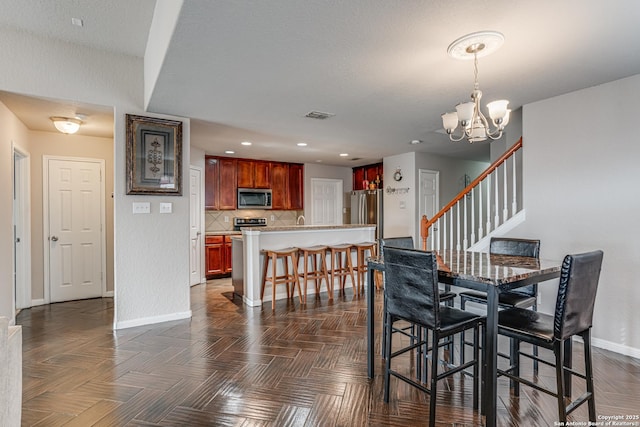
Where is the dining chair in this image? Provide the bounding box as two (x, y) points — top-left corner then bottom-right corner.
(497, 250), (603, 424)
(459, 237), (541, 371)
(382, 246), (485, 427)
(379, 237), (456, 362)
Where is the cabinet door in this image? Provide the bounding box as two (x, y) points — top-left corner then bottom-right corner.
(206, 243), (224, 276)
(254, 161), (271, 188)
(237, 159), (254, 188)
(353, 167), (365, 190)
(224, 237), (233, 273)
(205, 156), (219, 210)
(270, 162), (288, 209)
(365, 164), (379, 183)
(288, 164), (304, 210)
(218, 158), (237, 210)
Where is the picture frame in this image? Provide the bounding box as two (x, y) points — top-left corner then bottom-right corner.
(126, 114), (183, 195)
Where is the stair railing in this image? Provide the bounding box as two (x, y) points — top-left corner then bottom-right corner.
(421, 138), (523, 251)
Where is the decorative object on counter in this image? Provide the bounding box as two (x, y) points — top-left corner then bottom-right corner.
(126, 114), (182, 195)
(369, 182), (376, 190)
(393, 168), (403, 182)
(441, 31), (510, 143)
(362, 180), (369, 190)
(385, 186), (410, 195)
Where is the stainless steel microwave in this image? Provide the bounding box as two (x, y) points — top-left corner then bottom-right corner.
(237, 188), (272, 209)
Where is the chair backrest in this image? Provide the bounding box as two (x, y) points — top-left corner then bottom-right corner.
(490, 237), (541, 297)
(554, 250), (604, 340)
(383, 246), (441, 328)
(379, 236), (414, 259)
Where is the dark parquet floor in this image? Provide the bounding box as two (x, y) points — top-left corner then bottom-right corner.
(16, 279), (640, 426)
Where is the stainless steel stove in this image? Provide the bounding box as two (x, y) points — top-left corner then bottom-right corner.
(233, 217), (267, 231)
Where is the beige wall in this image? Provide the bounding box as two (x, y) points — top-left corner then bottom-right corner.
(28, 130), (114, 299)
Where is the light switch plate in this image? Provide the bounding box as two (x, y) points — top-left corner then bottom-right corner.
(132, 202), (150, 214)
(159, 202), (172, 214)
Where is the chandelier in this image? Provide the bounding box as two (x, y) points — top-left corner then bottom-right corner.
(441, 31), (510, 143)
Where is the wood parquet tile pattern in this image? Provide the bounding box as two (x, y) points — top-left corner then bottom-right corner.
(17, 279), (640, 426)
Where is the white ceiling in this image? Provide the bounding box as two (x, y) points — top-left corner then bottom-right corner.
(2, 0), (640, 166)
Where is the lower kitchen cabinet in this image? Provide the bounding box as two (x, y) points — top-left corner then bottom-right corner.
(206, 235), (233, 278)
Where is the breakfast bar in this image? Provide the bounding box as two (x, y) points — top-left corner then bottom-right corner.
(234, 224), (375, 307)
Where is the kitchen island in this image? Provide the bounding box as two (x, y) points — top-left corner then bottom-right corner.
(233, 224), (376, 307)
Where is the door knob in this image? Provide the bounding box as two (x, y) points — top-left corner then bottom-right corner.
(50, 236), (59, 242)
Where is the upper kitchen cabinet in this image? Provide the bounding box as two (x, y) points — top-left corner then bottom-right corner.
(270, 162), (288, 210)
(206, 156), (237, 210)
(288, 163), (304, 210)
(237, 159), (270, 188)
(352, 162), (383, 190)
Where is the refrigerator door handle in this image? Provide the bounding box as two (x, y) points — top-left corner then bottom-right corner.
(361, 194), (366, 224)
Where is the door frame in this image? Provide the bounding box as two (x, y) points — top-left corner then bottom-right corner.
(189, 165), (205, 285)
(418, 169), (440, 250)
(43, 155), (107, 304)
(13, 142), (31, 311)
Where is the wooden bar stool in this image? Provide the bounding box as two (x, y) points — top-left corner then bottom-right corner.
(352, 241), (377, 294)
(297, 245), (331, 302)
(326, 244), (356, 295)
(260, 247), (302, 310)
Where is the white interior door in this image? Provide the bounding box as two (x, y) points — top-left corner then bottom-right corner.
(310, 178), (343, 225)
(13, 146), (31, 310)
(418, 169), (439, 250)
(189, 166), (204, 286)
(46, 157), (104, 303)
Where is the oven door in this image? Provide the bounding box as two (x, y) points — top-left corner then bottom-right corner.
(237, 188), (272, 209)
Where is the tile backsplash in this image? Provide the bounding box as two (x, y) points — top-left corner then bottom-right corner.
(206, 210), (303, 231)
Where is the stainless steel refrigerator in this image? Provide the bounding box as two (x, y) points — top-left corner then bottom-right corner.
(350, 189), (383, 240)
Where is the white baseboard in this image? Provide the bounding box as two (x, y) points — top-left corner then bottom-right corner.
(590, 337), (640, 359)
(103, 291), (114, 297)
(31, 299), (46, 307)
(114, 310), (192, 330)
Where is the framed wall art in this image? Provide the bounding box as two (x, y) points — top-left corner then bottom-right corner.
(126, 114), (183, 195)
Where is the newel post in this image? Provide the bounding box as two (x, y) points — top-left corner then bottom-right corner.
(420, 215), (429, 250)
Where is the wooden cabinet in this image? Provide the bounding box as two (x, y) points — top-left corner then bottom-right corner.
(237, 160), (270, 188)
(205, 156), (303, 210)
(288, 163), (304, 210)
(205, 156), (237, 210)
(352, 162), (383, 190)
(218, 158), (237, 210)
(206, 235), (233, 278)
(270, 162), (288, 210)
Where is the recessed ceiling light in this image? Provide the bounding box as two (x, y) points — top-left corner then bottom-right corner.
(71, 17), (83, 27)
(297, 142), (308, 147)
(410, 139), (423, 145)
(316, 160), (323, 163)
(224, 150), (235, 154)
(339, 153), (349, 157)
(241, 141), (252, 146)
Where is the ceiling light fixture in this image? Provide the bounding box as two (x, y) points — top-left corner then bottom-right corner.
(241, 141), (252, 146)
(339, 153), (349, 157)
(410, 139), (423, 145)
(441, 31), (510, 143)
(297, 142), (308, 147)
(50, 116), (82, 134)
(224, 150), (235, 154)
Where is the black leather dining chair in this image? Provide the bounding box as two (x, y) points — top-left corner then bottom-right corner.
(382, 247), (485, 427)
(459, 237), (541, 370)
(497, 250), (603, 424)
(379, 237), (456, 362)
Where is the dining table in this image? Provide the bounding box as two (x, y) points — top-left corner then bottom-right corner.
(366, 249), (563, 427)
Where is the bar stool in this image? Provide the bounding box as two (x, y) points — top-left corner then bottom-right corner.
(326, 244), (356, 295)
(297, 245), (331, 302)
(260, 247), (302, 310)
(352, 241), (377, 294)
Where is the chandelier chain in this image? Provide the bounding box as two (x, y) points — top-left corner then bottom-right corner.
(473, 52), (479, 90)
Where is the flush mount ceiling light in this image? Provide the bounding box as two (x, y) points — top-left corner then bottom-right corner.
(441, 31), (510, 143)
(240, 141), (252, 146)
(50, 116), (82, 134)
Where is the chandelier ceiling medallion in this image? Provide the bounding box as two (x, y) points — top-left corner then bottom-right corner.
(441, 31), (510, 143)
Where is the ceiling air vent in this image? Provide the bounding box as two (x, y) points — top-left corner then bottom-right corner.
(350, 158), (362, 161)
(305, 110), (335, 120)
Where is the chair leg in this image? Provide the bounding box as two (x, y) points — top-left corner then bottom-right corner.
(583, 331), (597, 422)
(510, 338), (520, 396)
(532, 302), (539, 374)
(472, 325), (480, 410)
(459, 296), (467, 366)
(383, 313), (393, 403)
(429, 331), (439, 427)
(554, 340), (568, 423)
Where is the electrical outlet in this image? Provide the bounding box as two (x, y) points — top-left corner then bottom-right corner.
(270, 215), (275, 221)
(132, 202), (150, 214)
(224, 216), (229, 223)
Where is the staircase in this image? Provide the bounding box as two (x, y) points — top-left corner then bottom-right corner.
(421, 138), (524, 252)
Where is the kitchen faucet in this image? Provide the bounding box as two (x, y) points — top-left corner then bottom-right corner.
(296, 215), (305, 225)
